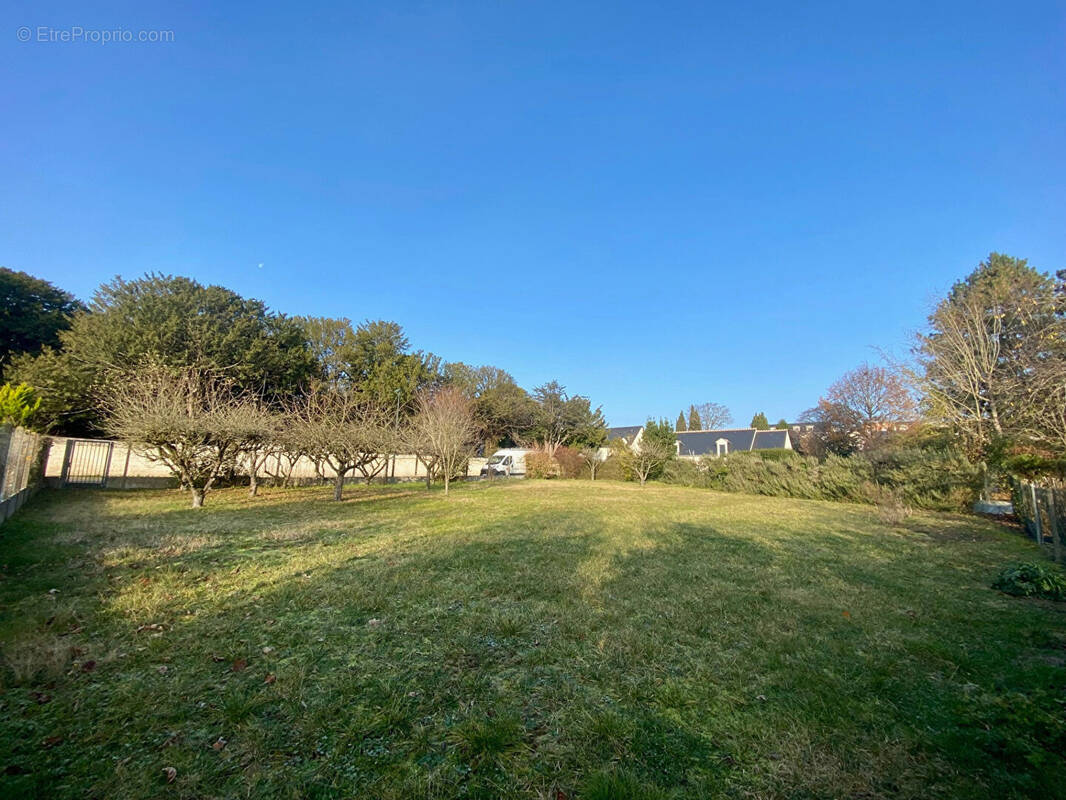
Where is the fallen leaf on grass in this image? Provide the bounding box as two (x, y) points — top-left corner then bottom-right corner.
(41, 736), (63, 749)
(80, 660), (96, 672)
(264, 673), (276, 685)
(30, 691), (51, 704)
(231, 658), (247, 672)
(162, 766), (177, 782)
(212, 737), (227, 751)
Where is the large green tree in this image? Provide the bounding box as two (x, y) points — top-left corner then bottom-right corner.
(0, 268), (82, 378)
(750, 412), (770, 430)
(346, 319), (441, 418)
(676, 411), (687, 432)
(443, 362), (534, 449)
(916, 253), (1064, 460)
(526, 380), (606, 455)
(295, 316), (359, 387)
(8, 274), (317, 434)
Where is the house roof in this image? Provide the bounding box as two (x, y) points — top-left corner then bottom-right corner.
(754, 429), (790, 449)
(607, 425), (643, 442)
(676, 428), (790, 455)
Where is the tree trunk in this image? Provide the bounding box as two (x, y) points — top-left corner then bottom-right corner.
(443, 473), (450, 496)
(191, 488), (205, 507)
(639, 473), (647, 487)
(333, 473), (345, 501)
(249, 471), (259, 497)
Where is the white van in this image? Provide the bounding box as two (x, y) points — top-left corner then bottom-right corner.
(480, 448), (530, 478)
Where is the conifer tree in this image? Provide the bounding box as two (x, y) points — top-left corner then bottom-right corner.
(688, 405), (701, 431)
(676, 411), (686, 432)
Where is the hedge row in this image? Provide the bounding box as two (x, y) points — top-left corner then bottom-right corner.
(660, 448), (981, 511)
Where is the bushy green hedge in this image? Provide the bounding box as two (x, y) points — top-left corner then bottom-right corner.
(661, 448), (980, 511)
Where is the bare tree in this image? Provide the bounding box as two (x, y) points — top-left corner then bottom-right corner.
(630, 420), (675, 487)
(693, 402), (733, 430)
(237, 402), (279, 497)
(1014, 354), (1066, 454)
(581, 445), (604, 480)
(104, 364), (267, 508)
(405, 387), (479, 495)
(261, 413), (307, 488)
(916, 292), (1006, 457)
(295, 387), (389, 501)
(822, 363), (917, 450)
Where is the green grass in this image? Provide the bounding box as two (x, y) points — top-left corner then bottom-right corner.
(1, 480), (1064, 799)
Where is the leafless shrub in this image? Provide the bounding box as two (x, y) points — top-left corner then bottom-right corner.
(877, 495), (914, 525)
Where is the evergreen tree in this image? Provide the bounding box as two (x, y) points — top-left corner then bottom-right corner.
(0, 268), (82, 378)
(676, 411), (686, 432)
(750, 412), (769, 430)
(688, 405), (701, 431)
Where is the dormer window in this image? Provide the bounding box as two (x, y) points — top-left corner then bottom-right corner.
(716, 438), (729, 457)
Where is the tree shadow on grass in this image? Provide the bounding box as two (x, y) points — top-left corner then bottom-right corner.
(3, 489), (1065, 799)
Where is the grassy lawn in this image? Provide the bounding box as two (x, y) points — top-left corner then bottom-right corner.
(1, 480), (1064, 799)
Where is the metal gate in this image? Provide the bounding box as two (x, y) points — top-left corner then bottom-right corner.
(62, 440), (114, 487)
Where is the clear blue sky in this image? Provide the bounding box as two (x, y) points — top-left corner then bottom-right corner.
(3, 1), (1064, 426)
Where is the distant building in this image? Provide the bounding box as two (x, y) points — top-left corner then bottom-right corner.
(607, 424), (792, 458)
(676, 428), (792, 458)
(606, 425), (644, 448)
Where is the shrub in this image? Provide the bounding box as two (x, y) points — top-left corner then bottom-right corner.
(877, 494), (913, 525)
(666, 447), (980, 511)
(865, 447), (982, 509)
(753, 448), (794, 462)
(554, 446), (584, 479)
(0, 383), (43, 429)
(596, 453), (630, 481)
(662, 458), (707, 487)
(1001, 453), (1066, 482)
(992, 563), (1066, 601)
(525, 450), (560, 479)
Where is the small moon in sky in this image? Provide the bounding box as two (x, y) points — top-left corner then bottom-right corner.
(257, 263), (264, 269)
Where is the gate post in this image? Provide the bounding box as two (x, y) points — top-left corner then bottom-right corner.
(59, 439), (73, 487)
(1030, 484), (1042, 544)
(1047, 491), (1063, 565)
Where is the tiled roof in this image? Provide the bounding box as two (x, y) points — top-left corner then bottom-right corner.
(754, 429), (789, 449)
(676, 428), (791, 455)
(607, 425), (643, 441)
